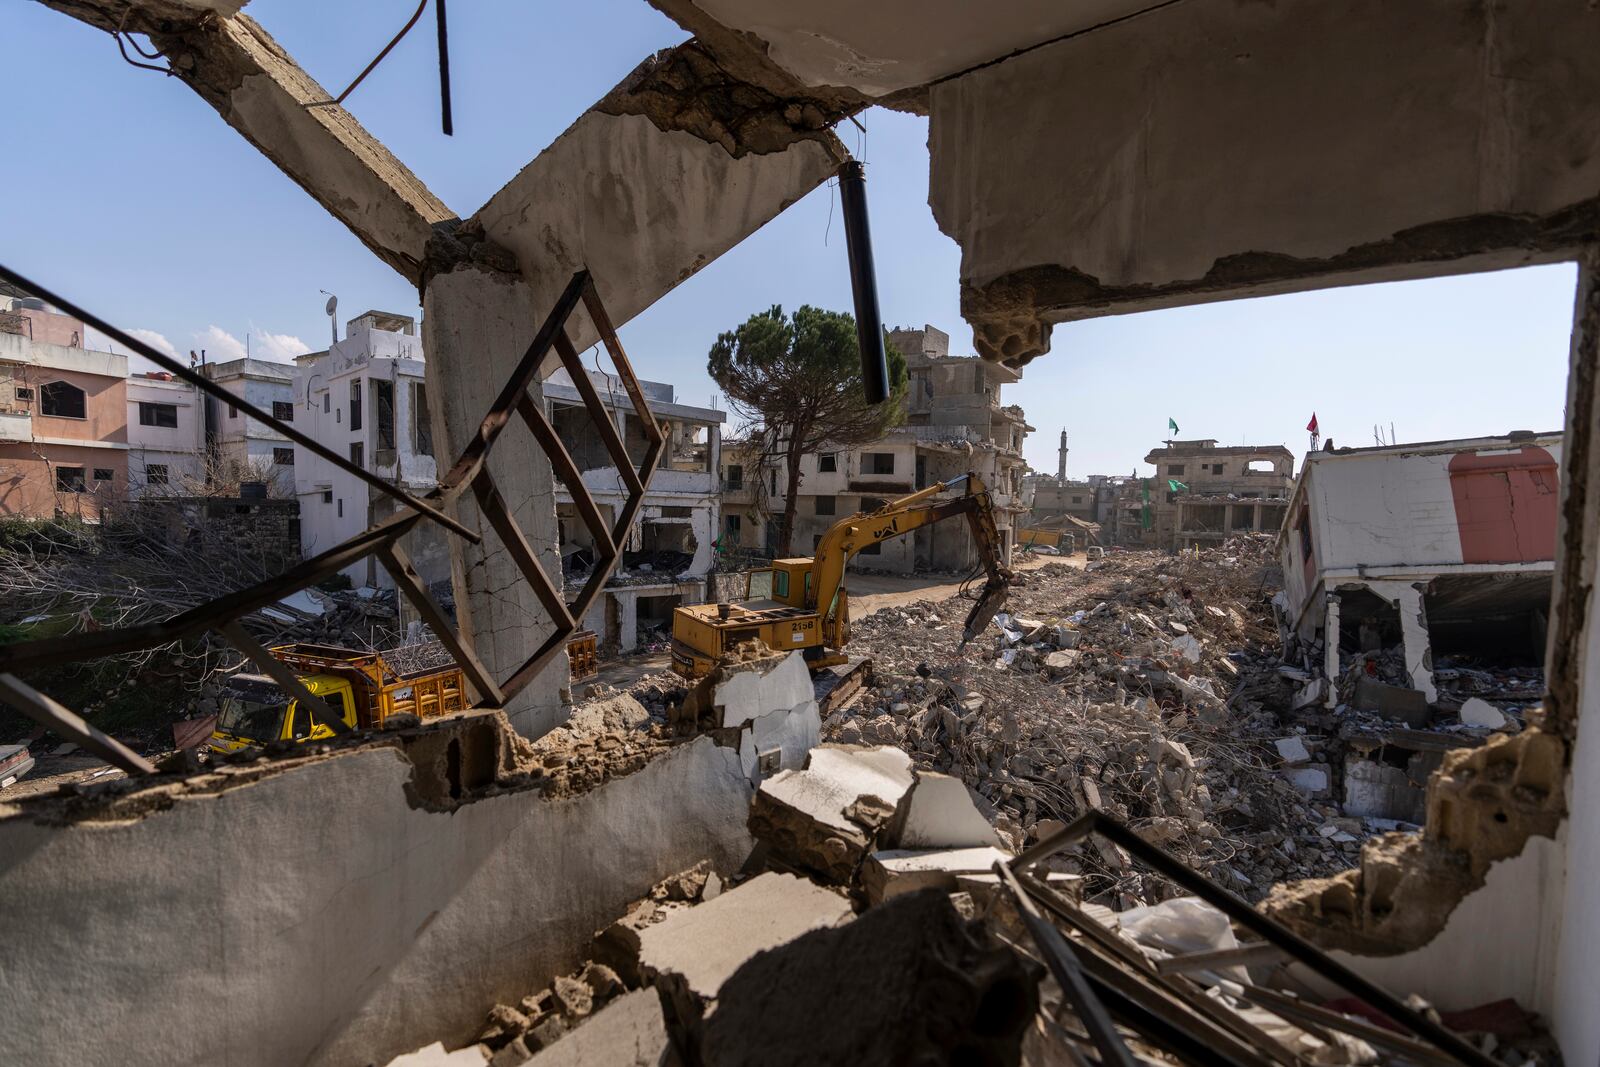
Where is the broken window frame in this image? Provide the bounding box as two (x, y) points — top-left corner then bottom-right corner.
(818, 453), (838, 473)
(137, 401), (179, 428)
(864, 451), (895, 475)
(273, 447), (295, 466)
(272, 400), (295, 423)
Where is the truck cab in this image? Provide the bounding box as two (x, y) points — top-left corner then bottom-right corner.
(208, 672), (358, 754)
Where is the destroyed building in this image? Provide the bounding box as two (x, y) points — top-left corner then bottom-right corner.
(8, 1), (1600, 1065)
(551, 368), (725, 654)
(1110, 440), (1296, 550)
(1274, 433), (1561, 821)
(291, 311), (447, 589)
(727, 324), (1030, 571)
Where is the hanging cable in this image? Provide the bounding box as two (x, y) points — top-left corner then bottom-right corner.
(435, 0), (453, 135)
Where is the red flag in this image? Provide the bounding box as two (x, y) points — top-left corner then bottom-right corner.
(1306, 413), (1319, 434)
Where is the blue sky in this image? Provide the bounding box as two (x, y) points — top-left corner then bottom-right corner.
(3, 1), (1577, 479)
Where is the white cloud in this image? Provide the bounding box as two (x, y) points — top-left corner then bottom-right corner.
(126, 328), (178, 360)
(254, 329), (311, 362)
(196, 325), (247, 362)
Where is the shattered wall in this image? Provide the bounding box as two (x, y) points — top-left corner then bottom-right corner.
(0, 715), (757, 1067)
(928, 0), (1600, 363)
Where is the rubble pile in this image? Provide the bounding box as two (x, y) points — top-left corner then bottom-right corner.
(517, 692), (674, 799)
(827, 539), (1371, 904)
(387, 731), (1556, 1067)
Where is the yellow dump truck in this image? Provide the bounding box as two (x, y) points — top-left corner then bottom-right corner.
(208, 643), (467, 753)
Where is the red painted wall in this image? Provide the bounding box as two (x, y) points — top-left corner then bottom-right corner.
(1447, 446), (1559, 563)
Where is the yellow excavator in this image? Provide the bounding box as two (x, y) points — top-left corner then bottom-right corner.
(671, 472), (1012, 679)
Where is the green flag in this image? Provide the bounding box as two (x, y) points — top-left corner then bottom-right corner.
(1168, 478), (1188, 492)
(1167, 417), (1179, 435)
(1140, 478), (1153, 530)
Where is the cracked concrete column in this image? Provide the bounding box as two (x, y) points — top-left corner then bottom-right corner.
(424, 265), (566, 738)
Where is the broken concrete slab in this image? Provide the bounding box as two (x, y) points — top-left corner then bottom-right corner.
(522, 989), (667, 1067)
(1460, 697), (1509, 729)
(1283, 765), (1331, 796)
(693, 889), (1038, 1067)
(384, 1041), (488, 1067)
(860, 846), (1010, 904)
(713, 652), (814, 729)
(737, 699), (821, 785)
(637, 872), (850, 1003)
(748, 745), (915, 881)
(893, 771), (1002, 850)
(1274, 736), (1312, 764)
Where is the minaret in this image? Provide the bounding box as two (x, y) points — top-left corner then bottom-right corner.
(1057, 428), (1068, 481)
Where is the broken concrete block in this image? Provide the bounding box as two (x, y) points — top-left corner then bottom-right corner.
(384, 1041), (488, 1067)
(894, 771), (1002, 850)
(694, 890), (1039, 1067)
(1274, 736), (1311, 764)
(523, 990), (667, 1067)
(637, 872), (851, 1003)
(1043, 649), (1081, 672)
(748, 745), (915, 881)
(860, 846), (1012, 904)
(1283, 765), (1331, 796)
(1170, 634), (1203, 663)
(712, 651), (814, 728)
(1459, 697), (1508, 729)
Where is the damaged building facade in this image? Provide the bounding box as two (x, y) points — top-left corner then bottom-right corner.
(291, 310), (447, 590)
(1110, 440), (1295, 550)
(725, 323), (1030, 572)
(552, 368), (724, 654)
(9, 0), (1600, 1065)
(1275, 433), (1561, 820)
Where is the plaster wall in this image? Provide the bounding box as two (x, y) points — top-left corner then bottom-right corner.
(928, 0), (1600, 360)
(0, 730), (756, 1067)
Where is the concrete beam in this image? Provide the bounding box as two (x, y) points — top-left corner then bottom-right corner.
(38, 2), (454, 283)
(928, 0), (1600, 364)
(463, 46), (848, 352)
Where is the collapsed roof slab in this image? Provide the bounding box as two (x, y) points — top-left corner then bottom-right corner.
(925, 0), (1600, 364)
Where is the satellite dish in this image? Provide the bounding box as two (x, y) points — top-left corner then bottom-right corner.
(324, 295), (337, 317)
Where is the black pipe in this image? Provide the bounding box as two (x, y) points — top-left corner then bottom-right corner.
(838, 160), (889, 405)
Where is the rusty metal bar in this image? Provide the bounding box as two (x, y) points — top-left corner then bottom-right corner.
(553, 331), (645, 498)
(435, 270), (589, 497)
(0, 264), (477, 543)
(470, 473), (573, 631)
(0, 672), (157, 776)
(376, 541), (505, 709)
(580, 275), (664, 446)
(1154, 942), (1289, 977)
(518, 392), (615, 557)
(1235, 984), (1457, 1065)
(993, 860), (1137, 1067)
(218, 621), (349, 735)
(1014, 811), (1499, 1067)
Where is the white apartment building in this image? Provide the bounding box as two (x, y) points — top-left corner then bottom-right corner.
(125, 372), (205, 494)
(292, 310), (440, 590)
(547, 367), (724, 654)
(201, 356), (296, 493)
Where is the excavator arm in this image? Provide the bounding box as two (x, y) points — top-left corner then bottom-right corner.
(809, 472), (1013, 649)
